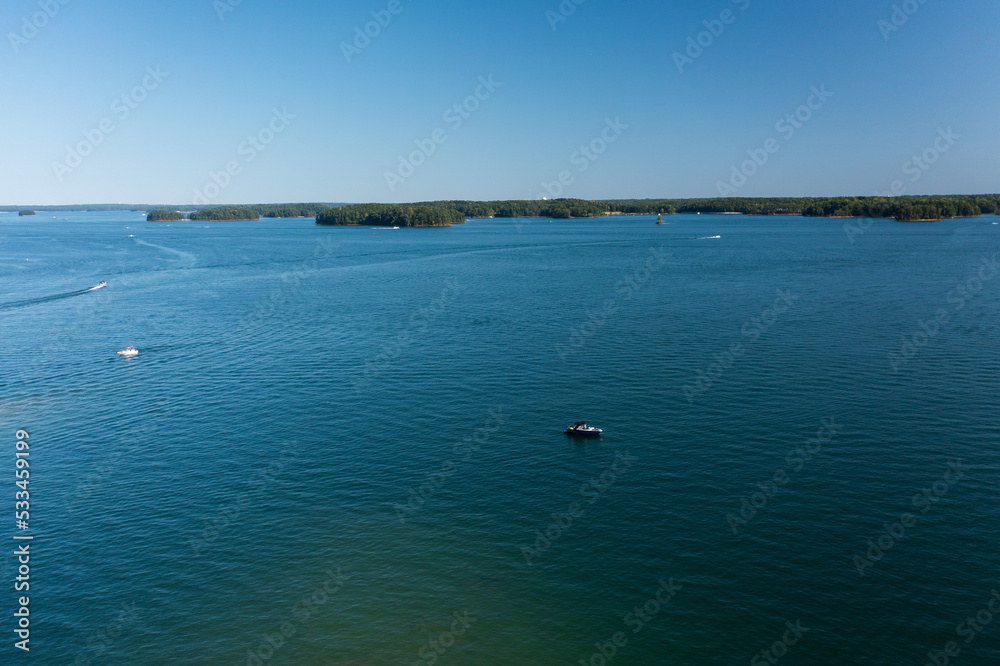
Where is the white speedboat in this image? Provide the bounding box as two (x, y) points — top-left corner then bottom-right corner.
(117, 346), (138, 358)
(93, 281), (107, 290)
(564, 421), (604, 437)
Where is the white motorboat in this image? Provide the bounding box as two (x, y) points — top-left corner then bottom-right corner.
(564, 421), (604, 437)
(117, 346), (139, 358)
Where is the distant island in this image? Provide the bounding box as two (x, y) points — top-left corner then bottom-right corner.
(147, 209), (185, 222)
(253, 204), (334, 218)
(663, 195), (997, 221)
(422, 199), (652, 219)
(18, 210), (35, 216)
(188, 206), (261, 222)
(147, 206), (265, 222)
(331, 195), (999, 222)
(317, 199), (680, 224)
(185, 204), (335, 221)
(317, 204), (465, 227)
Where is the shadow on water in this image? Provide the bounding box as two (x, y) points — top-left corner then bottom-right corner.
(0, 285), (105, 312)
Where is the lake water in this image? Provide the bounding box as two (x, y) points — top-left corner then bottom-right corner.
(1, 211), (998, 664)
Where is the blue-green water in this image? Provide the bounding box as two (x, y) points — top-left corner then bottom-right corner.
(1, 211), (998, 664)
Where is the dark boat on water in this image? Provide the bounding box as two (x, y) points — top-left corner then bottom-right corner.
(564, 421), (604, 437)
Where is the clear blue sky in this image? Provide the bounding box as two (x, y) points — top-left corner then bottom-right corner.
(1, 0), (997, 205)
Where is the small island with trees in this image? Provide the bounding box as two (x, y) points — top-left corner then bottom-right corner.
(188, 206), (261, 222)
(145, 203), (343, 222)
(253, 203), (334, 218)
(18, 210), (35, 216)
(147, 209), (185, 222)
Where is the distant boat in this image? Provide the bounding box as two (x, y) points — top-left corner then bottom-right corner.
(93, 281), (107, 290)
(656, 214), (665, 225)
(564, 421), (603, 437)
(117, 346), (138, 358)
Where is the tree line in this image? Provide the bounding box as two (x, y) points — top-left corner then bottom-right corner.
(13, 195), (1000, 224)
(188, 206), (261, 221)
(666, 195), (999, 220)
(149, 204), (347, 221)
(416, 199), (678, 218)
(497, 195), (997, 221)
(316, 204), (465, 227)
(147, 209), (184, 221)
(800, 196), (995, 221)
(251, 203), (339, 218)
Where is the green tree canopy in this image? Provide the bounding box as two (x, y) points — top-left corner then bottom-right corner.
(147, 209), (185, 221)
(317, 204), (465, 227)
(189, 206), (261, 221)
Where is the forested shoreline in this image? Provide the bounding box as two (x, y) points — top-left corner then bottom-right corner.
(316, 204), (465, 227)
(188, 206), (261, 221)
(409, 195), (1000, 221)
(622, 195), (999, 220)
(8, 195), (999, 224)
(147, 209), (184, 221)
(419, 199), (651, 219)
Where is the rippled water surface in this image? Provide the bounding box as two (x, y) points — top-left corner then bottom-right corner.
(1, 211), (998, 664)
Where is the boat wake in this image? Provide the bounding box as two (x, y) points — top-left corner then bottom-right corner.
(694, 235), (721, 240)
(133, 239), (197, 266)
(0, 284), (107, 312)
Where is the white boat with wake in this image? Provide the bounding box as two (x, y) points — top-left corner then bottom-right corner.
(117, 346), (138, 358)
